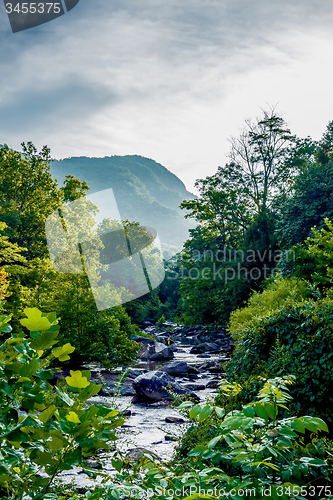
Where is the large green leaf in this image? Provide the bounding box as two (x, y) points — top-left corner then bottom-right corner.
(66, 370), (90, 389)
(20, 308), (51, 332)
(39, 405), (57, 424)
(20, 358), (40, 378)
(208, 435), (222, 449)
(30, 330), (59, 351)
(52, 343), (75, 362)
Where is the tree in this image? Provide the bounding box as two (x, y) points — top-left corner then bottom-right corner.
(0, 220), (27, 306)
(0, 143), (141, 367)
(181, 108), (297, 228)
(0, 269), (9, 302)
(277, 123), (333, 248)
(315, 120), (333, 165)
(177, 109), (297, 323)
(0, 142), (89, 260)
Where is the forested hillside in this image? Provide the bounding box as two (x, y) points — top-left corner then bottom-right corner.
(50, 155), (196, 258)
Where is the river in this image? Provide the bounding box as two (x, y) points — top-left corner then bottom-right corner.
(56, 336), (229, 490)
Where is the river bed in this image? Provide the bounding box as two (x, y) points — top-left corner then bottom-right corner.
(56, 340), (228, 490)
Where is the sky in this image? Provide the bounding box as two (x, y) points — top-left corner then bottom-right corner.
(1, 0), (333, 193)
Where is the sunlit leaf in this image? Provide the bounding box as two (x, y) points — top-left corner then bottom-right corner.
(52, 343), (75, 362)
(66, 370), (90, 389)
(20, 308), (51, 332)
(66, 411), (81, 424)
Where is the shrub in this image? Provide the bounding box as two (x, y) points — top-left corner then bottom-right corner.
(0, 306), (125, 499)
(228, 277), (310, 340)
(108, 377), (333, 500)
(226, 296), (333, 427)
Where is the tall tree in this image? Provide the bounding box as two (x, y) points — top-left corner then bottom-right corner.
(178, 109), (299, 324)
(0, 143), (89, 260)
(277, 121), (333, 248)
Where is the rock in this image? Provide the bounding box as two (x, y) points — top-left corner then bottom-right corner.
(83, 457), (102, 470)
(165, 416), (185, 423)
(209, 365), (225, 374)
(121, 409), (132, 417)
(127, 369), (147, 379)
(98, 386), (110, 396)
(150, 342), (174, 361)
(173, 327), (183, 334)
(187, 373), (199, 380)
(182, 383), (206, 391)
(161, 321), (179, 328)
(156, 331), (170, 337)
(197, 354), (211, 358)
(158, 361), (188, 376)
(131, 336), (155, 344)
(190, 342), (221, 354)
(188, 366), (200, 374)
(144, 326), (157, 335)
(140, 344), (157, 360)
(108, 385), (136, 396)
(165, 435), (177, 441)
(206, 380), (220, 388)
(142, 320), (155, 328)
(125, 448), (160, 461)
(132, 370), (200, 403)
(198, 360), (224, 373)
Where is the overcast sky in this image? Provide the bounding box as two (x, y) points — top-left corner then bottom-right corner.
(1, 0), (333, 192)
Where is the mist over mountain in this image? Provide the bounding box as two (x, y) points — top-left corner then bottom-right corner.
(50, 155), (196, 258)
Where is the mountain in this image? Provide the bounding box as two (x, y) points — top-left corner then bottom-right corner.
(50, 155), (196, 258)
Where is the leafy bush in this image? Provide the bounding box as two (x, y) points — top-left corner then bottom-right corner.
(228, 277), (310, 340)
(293, 218), (333, 293)
(4, 261), (140, 369)
(226, 297), (333, 427)
(0, 306), (125, 499)
(105, 377), (333, 500)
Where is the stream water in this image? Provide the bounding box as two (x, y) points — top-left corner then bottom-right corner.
(56, 339), (228, 490)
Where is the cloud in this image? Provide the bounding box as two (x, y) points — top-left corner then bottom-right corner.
(0, 0), (333, 189)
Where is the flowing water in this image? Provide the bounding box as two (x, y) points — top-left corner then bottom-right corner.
(57, 340), (227, 489)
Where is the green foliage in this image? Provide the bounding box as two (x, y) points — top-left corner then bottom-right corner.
(228, 278), (310, 340)
(293, 218), (333, 293)
(177, 109), (299, 325)
(226, 296), (333, 426)
(0, 307), (125, 499)
(278, 158), (333, 249)
(104, 377), (332, 500)
(157, 314), (166, 327)
(0, 143), (89, 261)
(175, 377), (332, 489)
(4, 260), (140, 368)
(315, 120), (333, 165)
(0, 270), (9, 302)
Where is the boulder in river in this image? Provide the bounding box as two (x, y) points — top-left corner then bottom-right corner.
(132, 336), (155, 344)
(126, 448), (160, 461)
(150, 342), (174, 361)
(165, 416), (185, 423)
(158, 361), (188, 376)
(206, 379), (220, 388)
(127, 368), (147, 379)
(190, 342), (221, 354)
(132, 370), (199, 403)
(198, 360), (224, 373)
(182, 383), (206, 391)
